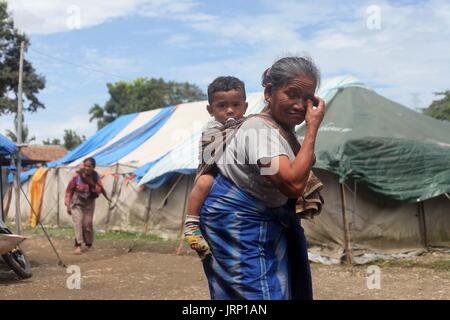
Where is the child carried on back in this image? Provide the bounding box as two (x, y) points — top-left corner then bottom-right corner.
(184, 76), (248, 259)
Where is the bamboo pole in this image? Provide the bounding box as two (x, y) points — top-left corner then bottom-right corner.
(176, 175), (191, 255)
(105, 162), (120, 231)
(417, 202), (429, 250)
(340, 182), (353, 265)
(156, 174), (184, 210)
(143, 188), (152, 235)
(56, 168), (60, 227)
(3, 185), (12, 220)
(14, 41), (25, 235)
(0, 166), (4, 220)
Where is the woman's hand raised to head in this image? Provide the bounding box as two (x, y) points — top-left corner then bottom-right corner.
(305, 96), (325, 131)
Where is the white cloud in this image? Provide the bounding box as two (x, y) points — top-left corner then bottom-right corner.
(167, 0), (450, 110)
(165, 33), (192, 46)
(138, 0), (196, 15)
(7, 0), (139, 34)
(5, 0), (450, 143)
(315, 32), (366, 50)
(79, 47), (138, 80)
(7, 0), (206, 34)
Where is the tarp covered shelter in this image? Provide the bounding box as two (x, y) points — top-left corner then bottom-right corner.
(5, 76), (450, 262)
(294, 83), (450, 261)
(1, 134), (16, 220)
(303, 86), (450, 202)
(0, 134), (16, 156)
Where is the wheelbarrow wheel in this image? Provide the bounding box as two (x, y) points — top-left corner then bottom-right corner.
(2, 247), (32, 279)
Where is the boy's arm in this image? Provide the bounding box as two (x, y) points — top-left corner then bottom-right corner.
(187, 174), (214, 215)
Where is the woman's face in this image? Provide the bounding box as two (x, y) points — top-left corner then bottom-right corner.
(82, 161), (94, 175)
(265, 75), (316, 129)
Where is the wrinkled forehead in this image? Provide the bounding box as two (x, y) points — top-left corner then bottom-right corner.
(284, 76), (317, 94)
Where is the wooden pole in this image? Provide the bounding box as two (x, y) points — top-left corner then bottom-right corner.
(143, 188), (152, 235)
(3, 185), (12, 220)
(105, 162), (120, 231)
(157, 174), (184, 210)
(417, 202), (429, 250)
(14, 41), (25, 235)
(176, 175), (191, 255)
(0, 166), (4, 220)
(56, 168), (60, 227)
(340, 182), (353, 265)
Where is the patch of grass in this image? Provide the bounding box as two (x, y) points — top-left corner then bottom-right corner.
(21, 226), (163, 242)
(371, 258), (387, 266)
(430, 260), (450, 272)
(381, 259), (418, 268)
(96, 230), (162, 242)
(28, 226), (74, 238)
(372, 257), (450, 272)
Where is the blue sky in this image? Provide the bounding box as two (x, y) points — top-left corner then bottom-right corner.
(2, 0), (450, 142)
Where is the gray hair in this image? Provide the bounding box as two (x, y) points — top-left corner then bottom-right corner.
(261, 55), (321, 91)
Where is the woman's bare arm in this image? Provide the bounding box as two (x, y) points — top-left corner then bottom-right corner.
(260, 98), (325, 198)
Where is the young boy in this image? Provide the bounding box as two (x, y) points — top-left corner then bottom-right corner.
(184, 76), (248, 259)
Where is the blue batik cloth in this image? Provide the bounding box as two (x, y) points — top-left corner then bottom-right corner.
(200, 173), (313, 300)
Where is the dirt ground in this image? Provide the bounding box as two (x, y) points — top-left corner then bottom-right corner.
(1, 235), (449, 300)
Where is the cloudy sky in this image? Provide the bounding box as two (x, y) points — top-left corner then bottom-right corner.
(2, 0), (450, 143)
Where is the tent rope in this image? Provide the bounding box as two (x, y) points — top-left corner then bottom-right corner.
(19, 185), (67, 268)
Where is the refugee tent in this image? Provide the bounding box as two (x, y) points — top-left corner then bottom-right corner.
(137, 76), (450, 261)
(5, 93), (267, 236)
(295, 82), (450, 262)
(0, 134), (16, 156)
(6, 76), (450, 262)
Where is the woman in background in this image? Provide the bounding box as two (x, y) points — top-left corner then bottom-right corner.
(65, 157), (109, 255)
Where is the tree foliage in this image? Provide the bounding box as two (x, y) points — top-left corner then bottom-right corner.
(5, 123), (35, 143)
(62, 129), (85, 151)
(0, 1), (46, 115)
(42, 137), (61, 145)
(423, 91), (450, 121)
(89, 77), (206, 129)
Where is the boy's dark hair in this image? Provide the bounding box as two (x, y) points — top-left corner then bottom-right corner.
(207, 76), (246, 104)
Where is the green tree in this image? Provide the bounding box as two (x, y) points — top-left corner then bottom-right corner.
(5, 125), (35, 143)
(63, 129), (85, 150)
(0, 1), (46, 115)
(5, 116), (35, 143)
(89, 77), (206, 129)
(423, 91), (450, 121)
(42, 138), (61, 145)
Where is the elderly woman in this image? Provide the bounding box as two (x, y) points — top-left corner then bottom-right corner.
(200, 56), (325, 300)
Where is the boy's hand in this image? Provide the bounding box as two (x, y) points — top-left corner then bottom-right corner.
(184, 216), (211, 260)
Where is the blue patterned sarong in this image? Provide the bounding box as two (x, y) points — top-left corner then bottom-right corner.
(200, 174), (313, 300)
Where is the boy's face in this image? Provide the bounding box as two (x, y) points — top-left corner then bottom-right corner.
(207, 89), (248, 124)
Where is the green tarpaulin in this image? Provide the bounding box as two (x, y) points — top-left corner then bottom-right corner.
(298, 86), (450, 202)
